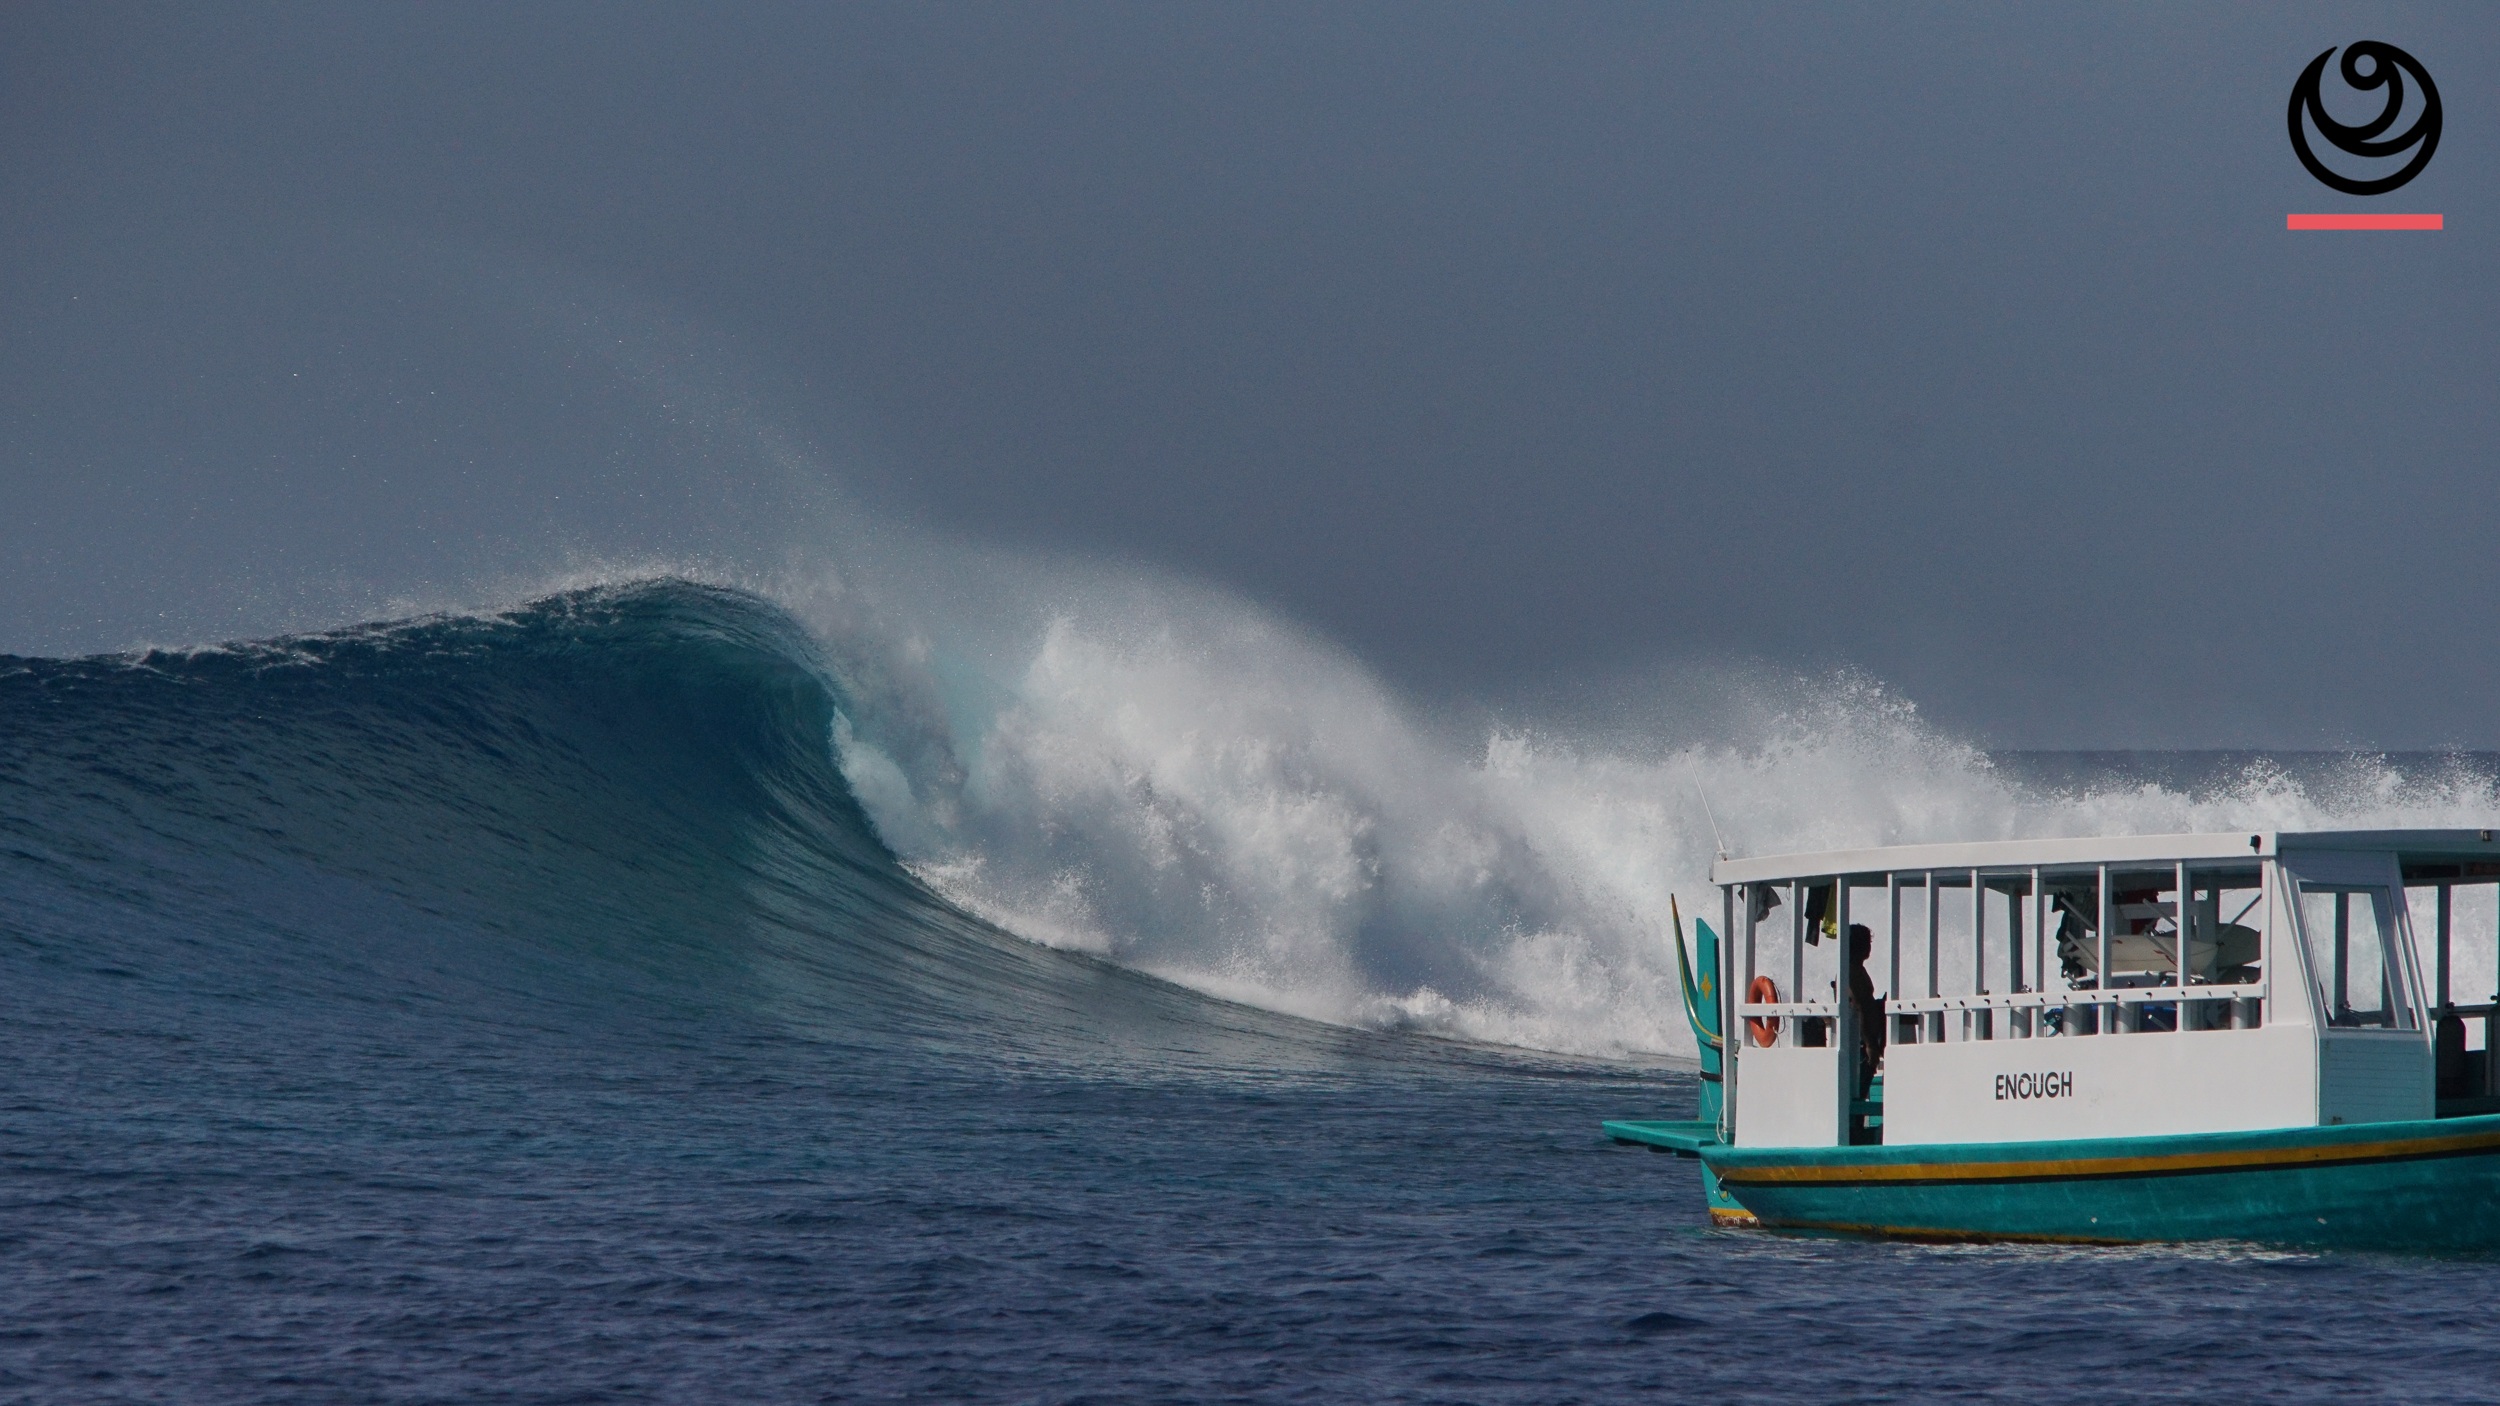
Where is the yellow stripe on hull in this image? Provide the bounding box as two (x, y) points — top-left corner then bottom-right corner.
(1716, 1122), (2500, 1189)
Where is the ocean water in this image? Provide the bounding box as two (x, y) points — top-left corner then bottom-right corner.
(8, 578), (2500, 1403)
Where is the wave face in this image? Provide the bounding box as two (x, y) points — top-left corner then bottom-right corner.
(0, 580), (1361, 1079)
(9, 574), (2500, 1065)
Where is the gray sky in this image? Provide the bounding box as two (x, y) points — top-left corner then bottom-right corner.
(3, 2), (2494, 747)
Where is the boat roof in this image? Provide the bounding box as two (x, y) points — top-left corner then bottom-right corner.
(1710, 828), (2500, 886)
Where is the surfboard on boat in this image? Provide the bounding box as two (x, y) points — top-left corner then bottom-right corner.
(1608, 829), (2500, 1251)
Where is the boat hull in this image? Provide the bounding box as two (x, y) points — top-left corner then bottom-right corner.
(1696, 1114), (2500, 1250)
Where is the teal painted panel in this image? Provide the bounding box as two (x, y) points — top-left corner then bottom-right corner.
(1679, 915), (1725, 1130)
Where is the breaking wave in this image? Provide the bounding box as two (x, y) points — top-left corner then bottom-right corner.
(8, 571), (2498, 1063)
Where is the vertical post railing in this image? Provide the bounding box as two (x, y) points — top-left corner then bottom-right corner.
(2008, 877), (2027, 1038)
(1887, 872), (1903, 1045)
(1722, 883), (1739, 1142)
(1742, 883), (1759, 1054)
(1835, 878), (1855, 1144)
(2176, 860), (2193, 1037)
(2333, 891), (2352, 1024)
(2033, 866), (2049, 1037)
(1925, 871), (1943, 1044)
(1790, 879), (1805, 1046)
(2437, 883), (2454, 1013)
(2255, 858), (2275, 1030)
(2096, 864), (2113, 1036)
(1971, 868), (1989, 1041)
(2380, 889), (2393, 1022)
(2433, 881), (2454, 1106)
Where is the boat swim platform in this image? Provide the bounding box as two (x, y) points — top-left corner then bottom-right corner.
(1604, 1119), (1717, 1156)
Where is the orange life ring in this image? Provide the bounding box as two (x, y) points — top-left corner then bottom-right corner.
(1746, 976), (1781, 1046)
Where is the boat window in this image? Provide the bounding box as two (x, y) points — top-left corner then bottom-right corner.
(2297, 883), (2415, 1030)
(2076, 872), (2187, 985)
(2049, 867), (2266, 1033)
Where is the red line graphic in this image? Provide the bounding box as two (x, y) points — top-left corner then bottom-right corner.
(2286, 213), (2443, 230)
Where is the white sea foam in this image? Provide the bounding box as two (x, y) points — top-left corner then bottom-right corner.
(783, 542), (2500, 1060)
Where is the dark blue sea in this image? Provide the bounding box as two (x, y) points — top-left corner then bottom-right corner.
(7, 581), (2500, 1403)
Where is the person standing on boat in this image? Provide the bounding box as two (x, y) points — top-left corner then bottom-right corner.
(1846, 924), (1886, 1097)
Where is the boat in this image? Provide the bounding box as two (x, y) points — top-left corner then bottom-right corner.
(1606, 829), (2500, 1250)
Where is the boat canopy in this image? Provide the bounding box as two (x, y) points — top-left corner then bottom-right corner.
(1710, 829), (2500, 889)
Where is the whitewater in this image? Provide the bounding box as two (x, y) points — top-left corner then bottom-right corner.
(772, 544), (2500, 1058)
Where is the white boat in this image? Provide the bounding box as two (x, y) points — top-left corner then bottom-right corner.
(1607, 829), (2500, 1248)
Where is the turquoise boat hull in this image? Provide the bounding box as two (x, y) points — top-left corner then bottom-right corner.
(1609, 1113), (2500, 1250)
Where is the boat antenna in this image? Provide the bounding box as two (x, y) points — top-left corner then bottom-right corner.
(1692, 775), (1728, 861)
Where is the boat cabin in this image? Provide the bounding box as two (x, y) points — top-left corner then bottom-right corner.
(1714, 830), (2500, 1149)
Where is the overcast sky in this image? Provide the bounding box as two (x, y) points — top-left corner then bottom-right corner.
(3, 2), (2494, 747)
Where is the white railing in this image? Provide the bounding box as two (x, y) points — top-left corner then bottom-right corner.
(1885, 982), (2267, 1015)
(1737, 982), (2270, 1041)
(1737, 1001), (1838, 1020)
